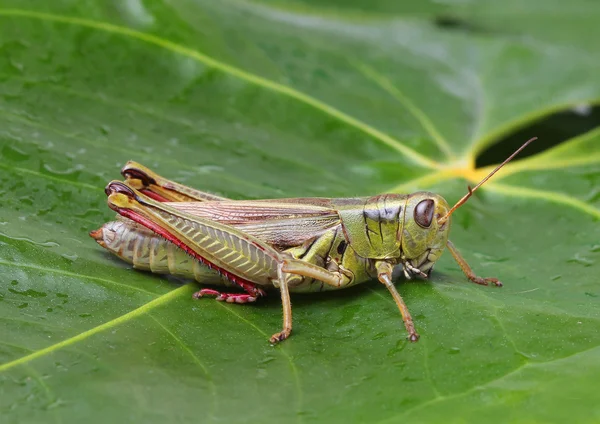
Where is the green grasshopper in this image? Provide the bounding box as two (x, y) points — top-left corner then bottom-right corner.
(91, 139), (535, 343)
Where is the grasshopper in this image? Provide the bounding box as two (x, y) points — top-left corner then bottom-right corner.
(91, 139), (535, 343)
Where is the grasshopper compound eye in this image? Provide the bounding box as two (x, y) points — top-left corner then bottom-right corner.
(414, 199), (435, 228)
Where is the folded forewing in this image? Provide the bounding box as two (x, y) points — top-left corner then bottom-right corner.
(168, 199), (342, 248)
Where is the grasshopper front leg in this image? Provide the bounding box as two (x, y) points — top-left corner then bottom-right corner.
(105, 181), (350, 344)
(446, 240), (502, 287)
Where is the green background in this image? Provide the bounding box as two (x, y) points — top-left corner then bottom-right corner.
(1, 1), (599, 423)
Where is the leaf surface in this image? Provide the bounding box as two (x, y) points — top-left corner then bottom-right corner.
(1, 1), (599, 423)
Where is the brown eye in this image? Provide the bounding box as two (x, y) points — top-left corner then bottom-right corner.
(414, 199), (435, 228)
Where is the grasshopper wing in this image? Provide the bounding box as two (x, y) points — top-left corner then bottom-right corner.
(168, 199), (342, 249)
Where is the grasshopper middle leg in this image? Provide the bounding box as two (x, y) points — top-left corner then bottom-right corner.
(376, 261), (419, 342)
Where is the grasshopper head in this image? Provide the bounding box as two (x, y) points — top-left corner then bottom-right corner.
(398, 137), (539, 276)
(400, 192), (451, 275)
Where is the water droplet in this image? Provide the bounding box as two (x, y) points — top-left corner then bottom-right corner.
(61, 253), (78, 262)
(1, 233), (59, 248)
(473, 253), (509, 264)
(335, 304), (361, 326)
(10, 59), (24, 73)
(371, 332), (387, 340)
(119, 0), (155, 27)
(56, 293), (69, 304)
(99, 125), (110, 135)
(45, 398), (68, 410)
(585, 292), (598, 298)
(19, 195), (34, 206)
(256, 368), (268, 379)
(17, 302), (28, 309)
(1, 144), (29, 161)
(42, 163), (84, 176)
(74, 209), (104, 219)
(591, 245), (600, 253)
(79, 313), (92, 318)
(386, 337), (409, 357)
(8, 288), (47, 298)
(258, 355), (276, 365)
(585, 188), (600, 203)
(551, 275), (562, 281)
(567, 254), (595, 267)
(196, 165), (224, 174)
(449, 347), (461, 354)
(11, 280), (19, 286)
(46, 307), (53, 312)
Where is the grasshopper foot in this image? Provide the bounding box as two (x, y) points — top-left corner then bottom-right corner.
(269, 329), (291, 345)
(468, 276), (503, 287)
(408, 332), (420, 342)
(193, 289), (259, 304)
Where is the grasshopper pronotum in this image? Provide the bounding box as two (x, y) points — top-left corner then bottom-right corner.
(91, 139), (535, 343)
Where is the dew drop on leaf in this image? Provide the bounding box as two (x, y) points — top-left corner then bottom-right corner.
(567, 254), (595, 267)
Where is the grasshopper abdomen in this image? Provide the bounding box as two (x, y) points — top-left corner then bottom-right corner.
(91, 219), (228, 285)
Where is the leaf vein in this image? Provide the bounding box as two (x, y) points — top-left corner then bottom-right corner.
(148, 314), (218, 422)
(214, 302), (304, 424)
(0, 8), (439, 169)
(0, 285), (193, 373)
(379, 344), (600, 423)
(0, 259), (160, 297)
(350, 60), (455, 160)
(485, 183), (600, 219)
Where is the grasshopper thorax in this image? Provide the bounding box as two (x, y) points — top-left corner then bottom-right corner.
(336, 194), (406, 260)
(335, 192), (450, 268)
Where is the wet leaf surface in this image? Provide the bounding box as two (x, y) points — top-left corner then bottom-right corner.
(0, 1), (599, 423)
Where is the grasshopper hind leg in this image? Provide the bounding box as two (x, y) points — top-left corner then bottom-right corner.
(121, 161), (230, 203)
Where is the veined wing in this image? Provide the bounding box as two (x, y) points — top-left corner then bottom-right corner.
(168, 198), (342, 248)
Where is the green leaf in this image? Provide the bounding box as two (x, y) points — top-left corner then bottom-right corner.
(1, 1), (599, 423)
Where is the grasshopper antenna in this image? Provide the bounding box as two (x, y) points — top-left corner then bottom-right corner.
(438, 137), (537, 225)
